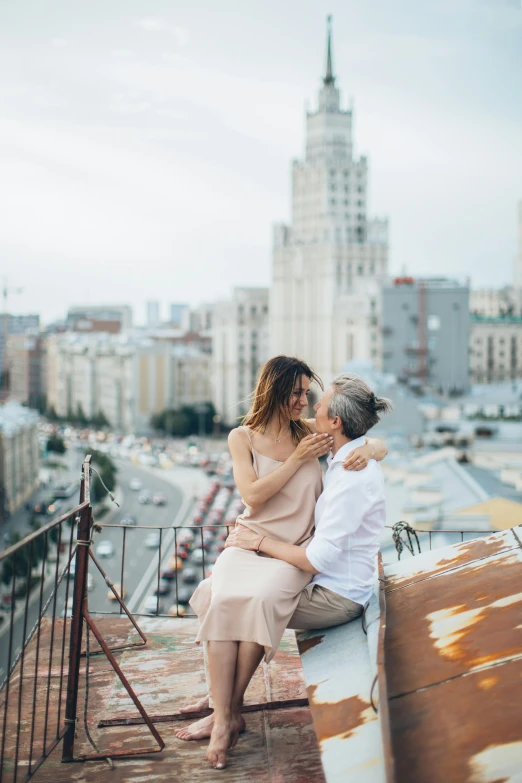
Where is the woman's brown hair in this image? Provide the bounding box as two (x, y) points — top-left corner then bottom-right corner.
(242, 356), (323, 444)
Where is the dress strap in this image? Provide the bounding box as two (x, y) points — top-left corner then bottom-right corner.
(241, 425), (253, 446)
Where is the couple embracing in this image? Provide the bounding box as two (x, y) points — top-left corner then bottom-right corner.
(176, 355), (391, 769)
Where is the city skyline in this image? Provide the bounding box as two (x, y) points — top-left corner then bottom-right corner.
(1, 0), (521, 322)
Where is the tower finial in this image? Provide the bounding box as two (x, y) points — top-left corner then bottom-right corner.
(323, 15), (335, 86)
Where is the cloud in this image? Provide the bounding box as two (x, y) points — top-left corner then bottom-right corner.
(133, 18), (189, 46)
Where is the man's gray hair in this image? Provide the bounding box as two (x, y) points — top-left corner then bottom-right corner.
(327, 375), (392, 439)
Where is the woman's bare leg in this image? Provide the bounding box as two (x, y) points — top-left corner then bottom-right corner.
(176, 640), (259, 742)
(206, 641), (241, 769)
(230, 642), (265, 722)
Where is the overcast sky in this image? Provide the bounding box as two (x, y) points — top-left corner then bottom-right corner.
(1, 0), (521, 324)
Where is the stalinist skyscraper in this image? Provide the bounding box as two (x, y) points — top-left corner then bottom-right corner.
(270, 17), (389, 385)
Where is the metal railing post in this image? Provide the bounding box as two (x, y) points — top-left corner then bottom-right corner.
(62, 460), (91, 761)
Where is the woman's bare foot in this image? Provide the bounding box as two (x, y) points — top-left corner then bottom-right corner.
(178, 694), (210, 714)
(175, 713), (213, 741)
(175, 712), (245, 742)
(206, 717), (243, 769)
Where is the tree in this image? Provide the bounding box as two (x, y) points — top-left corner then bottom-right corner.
(75, 403), (88, 427)
(89, 450), (117, 504)
(47, 434), (66, 454)
(1, 533), (29, 587)
(91, 410), (110, 428)
(150, 402), (218, 437)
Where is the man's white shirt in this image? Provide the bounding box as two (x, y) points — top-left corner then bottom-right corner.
(305, 437), (386, 606)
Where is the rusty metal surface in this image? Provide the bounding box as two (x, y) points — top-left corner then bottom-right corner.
(383, 525), (522, 783)
(5, 617), (325, 782)
(297, 603), (387, 783)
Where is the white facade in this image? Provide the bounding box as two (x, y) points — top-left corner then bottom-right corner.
(470, 316), (522, 384)
(146, 301), (161, 327)
(470, 288), (515, 318)
(46, 333), (212, 433)
(270, 19), (388, 384)
(212, 288), (269, 425)
(0, 402), (40, 518)
(514, 201), (522, 315)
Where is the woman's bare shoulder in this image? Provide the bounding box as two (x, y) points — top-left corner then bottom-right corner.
(228, 427), (250, 447)
(303, 418), (317, 433)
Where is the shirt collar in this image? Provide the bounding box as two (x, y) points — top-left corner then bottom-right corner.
(327, 436), (367, 467)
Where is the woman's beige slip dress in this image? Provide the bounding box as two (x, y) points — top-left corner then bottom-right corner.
(190, 426), (323, 662)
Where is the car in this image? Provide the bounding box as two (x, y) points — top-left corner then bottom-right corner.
(96, 541), (115, 558)
(129, 478), (142, 491)
(145, 532), (161, 549)
(138, 491), (152, 505)
(120, 516), (137, 526)
(182, 567), (198, 584)
(167, 604), (187, 617)
(167, 555), (184, 571)
(87, 573), (94, 591)
(160, 568), (178, 581)
(62, 596), (74, 618)
(177, 529), (195, 544)
(107, 583), (126, 601)
(192, 548), (205, 564)
(153, 494), (167, 506)
(176, 585), (194, 605)
(153, 579), (172, 596)
(144, 595), (162, 614)
(176, 546), (189, 560)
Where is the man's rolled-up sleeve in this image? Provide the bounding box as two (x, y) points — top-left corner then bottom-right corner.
(305, 470), (371, 574)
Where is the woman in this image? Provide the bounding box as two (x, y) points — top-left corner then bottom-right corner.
(183, 356), (387, 769)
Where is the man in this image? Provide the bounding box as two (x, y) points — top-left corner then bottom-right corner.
(175, 374), (390, 740)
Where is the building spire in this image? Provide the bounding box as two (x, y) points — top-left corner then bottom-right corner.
(323, 15), (335, 86)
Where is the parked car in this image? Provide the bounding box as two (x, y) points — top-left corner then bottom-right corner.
(144, 595), (162, 614)
(153, 579), (172, 596)
(62, 596), (74, 618)
(167, 555), (184, 571)
(160, 568), (177, 581)
(192, 548), (205, 564)
(176, 585), (194, 605)
(182, 567), (198, 584)
(167, 604), (187, 617)
(107, 583), (126, 601)
(129, 478), (142, 491)
(145, 532), (161, 549)
(138, 491), (152, 505)
(120, 516), (137, 526)
(153, 494), (167, 506)
(96, 541), (115, 558)
(87, 573), (94, 591)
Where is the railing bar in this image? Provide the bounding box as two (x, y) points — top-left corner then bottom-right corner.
(14, 539), (34, 782)
(28, 532), (48, 772)
(43, 523), (62, 755)
(0, 503), (89, 562)
(56, 515), (76, 738)
(173, 526), (179, 616)
(0, 560), (17, 783)
(120, 526), (126, 617)
(200, 527), (205, 584)
(157, 529), (162, 615)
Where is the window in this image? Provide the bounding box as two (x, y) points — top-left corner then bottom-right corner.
(428, 315), (440, 331)
(330, 198), (336, 206)
(344, 185), (349, 193)
(344, 170), (349, 176)
(357, 265), (363, 275)
(330, 169), (336, 176)
(330, 184), (336, 192)
(344, 199), (349, 206)
(345, 212), (350, 220)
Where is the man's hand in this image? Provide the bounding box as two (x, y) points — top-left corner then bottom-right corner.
(225, 524), (262, 551)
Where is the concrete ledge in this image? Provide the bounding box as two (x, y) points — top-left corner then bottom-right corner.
(296, 589), (386, 783)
